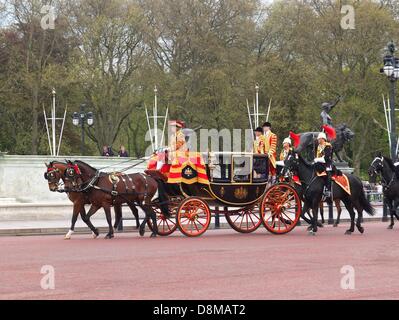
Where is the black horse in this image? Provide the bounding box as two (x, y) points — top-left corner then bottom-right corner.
(368, 155), (399, 229)
(284, 151), (374, 235)
(278, 164), (343, 228)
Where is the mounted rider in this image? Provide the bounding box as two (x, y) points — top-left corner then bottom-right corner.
(315, 132), (333, 199)
(262, 122), (278, 184)
(280, 138), (293, 161)
(276, 137), (294, 182)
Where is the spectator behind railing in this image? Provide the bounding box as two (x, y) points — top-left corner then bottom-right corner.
(102, 145), (114, 157)
(118, 145), (129, 158)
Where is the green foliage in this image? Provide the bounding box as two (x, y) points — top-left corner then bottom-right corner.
(0, 0), (398, 174)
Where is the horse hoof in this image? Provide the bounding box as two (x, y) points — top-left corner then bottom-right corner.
(357, 227), (364, 234)
(333, 224), (338, 228)
(388, 225), (394, 230)
(150, 233), (157, 238)
(318, 224), (324, 228)
(92, 229), (99, 239)
(308, 231), (316, 236)
(64, 230), (74, 240)
(139, 229), (145, 237)
(105, 234), (114, 239)
(345, 230), (352, 235)
(307, 226), (312, 231)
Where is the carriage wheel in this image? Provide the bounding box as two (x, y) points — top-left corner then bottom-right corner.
(225, 206), (262, 233)
(261, 183), (301, 235)
(177, 197), (211, 237)
(147, 205), (177, 236)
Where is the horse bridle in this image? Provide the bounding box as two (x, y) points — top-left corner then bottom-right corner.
(369, 157), (383, 176)
(45, 162), (84, 192)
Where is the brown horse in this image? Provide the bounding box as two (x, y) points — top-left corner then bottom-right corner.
(44, 161), (141, 239)
(62, 160), (168, 238)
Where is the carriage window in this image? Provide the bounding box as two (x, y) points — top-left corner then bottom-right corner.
(253, 155), (268, 182)
(207, 154), (231, 182)
(232, 156), (251, 183)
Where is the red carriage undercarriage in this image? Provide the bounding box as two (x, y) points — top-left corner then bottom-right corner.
(145, 152), (302, 237)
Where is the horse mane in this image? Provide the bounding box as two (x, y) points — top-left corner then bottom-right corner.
(74, 160), (98, 173)
(383, 156), (395, 171)
(50, 161), (67, 167)
(297, 154), (313, 168)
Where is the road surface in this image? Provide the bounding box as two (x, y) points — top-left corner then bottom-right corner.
(0, 222), (398, 300)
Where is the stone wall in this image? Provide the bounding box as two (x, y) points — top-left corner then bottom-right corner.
(0, 154), (146, 203)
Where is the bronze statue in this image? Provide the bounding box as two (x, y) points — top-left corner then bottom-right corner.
(320, 96), (342, 126)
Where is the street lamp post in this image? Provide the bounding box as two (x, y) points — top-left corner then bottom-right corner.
(72, 104), (94, 156)
(381, 41), (399, 223)
(382, 41), (399, 160)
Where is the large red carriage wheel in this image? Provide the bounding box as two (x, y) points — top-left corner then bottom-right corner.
(261, 183), (301, 235)
(147, 205), (177, 236)
(176, 197), (211, 237)
(225, 206), (262, 233)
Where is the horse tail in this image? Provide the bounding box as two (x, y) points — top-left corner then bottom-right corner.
(359, 185), (375, 216)
(156, 180), (169, 216)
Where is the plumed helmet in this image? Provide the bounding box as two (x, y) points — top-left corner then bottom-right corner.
(283, 138), (292, 145)
(317, 132), (327, 141)
(321, 102), (330, 109)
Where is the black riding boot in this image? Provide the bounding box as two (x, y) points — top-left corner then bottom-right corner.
(324, 171), (332, 200)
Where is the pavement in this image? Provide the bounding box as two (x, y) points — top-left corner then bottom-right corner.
(0, 202), (386, 236)
(0, 221), (398, 300)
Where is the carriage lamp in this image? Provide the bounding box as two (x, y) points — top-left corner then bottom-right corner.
(72, 104), (95, 155)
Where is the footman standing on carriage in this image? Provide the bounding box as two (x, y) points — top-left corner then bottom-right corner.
(253, 127), (267, 179)
(169, 120), (187, 154)
(262, 122), (278, 184)
(315, 132), (333, 200)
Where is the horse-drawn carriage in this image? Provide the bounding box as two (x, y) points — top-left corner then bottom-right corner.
(145, 151), (302, 237)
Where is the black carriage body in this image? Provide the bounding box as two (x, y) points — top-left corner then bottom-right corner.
(147, 152), (302, 237)
(176, 153), (270, 207)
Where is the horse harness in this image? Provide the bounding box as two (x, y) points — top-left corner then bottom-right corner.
(371, 157), (396, 194)
(83, 171), (150, 205)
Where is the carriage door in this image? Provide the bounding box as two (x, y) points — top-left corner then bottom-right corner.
(232, 155), (252, 183)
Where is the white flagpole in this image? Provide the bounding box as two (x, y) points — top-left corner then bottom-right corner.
(57, 105), (67, 156)
(51, 88), (56, 156)
(387, 95), (392, 134)
(383, 95), (392, 154)
(266, 99), (272, 122)
(255, 84), (259, 128)
(160, 107), (169, 148)
(43, 105), (53, 156)
(247, 99), (254, 139)
(145, 105), (155, 153)
(154, 86), (158, 151)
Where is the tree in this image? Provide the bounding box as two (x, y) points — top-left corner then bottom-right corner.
(67, 0), (146, 151)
